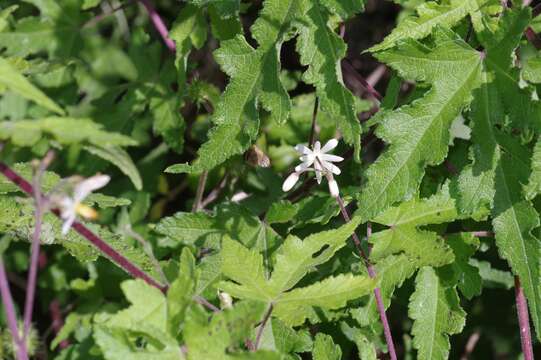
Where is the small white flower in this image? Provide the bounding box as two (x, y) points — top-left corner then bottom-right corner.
(282, 139), (343, 197)
(52, 175), (110, 235)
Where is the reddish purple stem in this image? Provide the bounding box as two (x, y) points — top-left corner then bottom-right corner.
(0, 162), (166, 293)
(23, 154), (52, 341)
(336, 197), (397, 360)
(50, 300), (69, 349)
(514, 276), (535, 360)
(0, 259), (29, 360)
(138, 0), (176, 53)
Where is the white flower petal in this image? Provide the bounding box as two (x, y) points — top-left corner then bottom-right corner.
(328, 178), (339, 197)
(295, 144), (312, 155)
(300, 154), (315, 164)
(282, 172), (300, 192)
(295, 161), (313, 172)
(314, 141), (321, 153)
(61, 213), (76, 235)
(321, 138), (338, 153)
(74, 175), (110, 202)
(320, 154), (344, 163)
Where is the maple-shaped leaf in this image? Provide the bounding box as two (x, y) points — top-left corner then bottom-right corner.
(452, 8), (541, 340)
(357, 28), (483, 220)
(370, 0), (494, 52)
(409, 267), (466, 360)
(295, 0), (362, 161)
(166, 0), (299, 174)
(219, 218), (374, 326)
(353, 186), (457, 325)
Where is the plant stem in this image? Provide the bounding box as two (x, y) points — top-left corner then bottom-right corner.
(309, 97), (319, 147)
(514, 276), (535, 360)
(254, 303), (274, 350)
(525, 27), (541, 50)
(23, 152), (54, 341)
(194, 295), (221, 313)
(0, 161), (167, 293)
(138, 0), (176, 53)
(0, 259), (29, 360)
(342, 60), (383, 101)
(49, 300), (69, 349)
(192, 171), (208, 212)
(336, 197), (398, 360)
(471, 231), (494, 238)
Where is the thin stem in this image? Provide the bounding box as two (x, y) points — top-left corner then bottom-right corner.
(23, 152), (54, 340)
(336, 197), (398, 360)
(342, 60), (383, 101)
(49, 300), (69, 350)
(460, 331), (480, 360)
(309, 97), (319, 147)
(138, 0), (176, 53)
(0, 161), (167, 293)
(471, 231), (494, 238)
(200, 173), (228, 209)
(254, 303), (274, 350)
(514, 276), (535, 360)
(194, 295), (220, 313)
(192, 171), (208, 212)
(0, 259), (29, 360)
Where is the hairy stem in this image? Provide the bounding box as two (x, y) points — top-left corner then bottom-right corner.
(336, 197), (398, 360)
(254, 303), (274, 350)
(23, 152), (54, 341)
(138, 0), (176, 52)
(0, 161), (167, 293)
(0, 259), (29, 360)
(514, 276), (535, 360)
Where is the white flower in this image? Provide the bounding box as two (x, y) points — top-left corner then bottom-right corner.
(53, 175), (110, 235)
(282, 139), (343, 197)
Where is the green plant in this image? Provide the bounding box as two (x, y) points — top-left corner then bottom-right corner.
(0, 0), (540, 359)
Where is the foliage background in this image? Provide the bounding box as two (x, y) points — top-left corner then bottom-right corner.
(0, 0), (540, 359)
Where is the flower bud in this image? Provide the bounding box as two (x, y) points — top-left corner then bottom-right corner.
(282, 172), (300, 192)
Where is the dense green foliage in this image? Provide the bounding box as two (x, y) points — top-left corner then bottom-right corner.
(0, 0), (541, 358)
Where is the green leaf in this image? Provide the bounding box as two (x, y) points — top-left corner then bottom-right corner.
(525, 134), (541, 200)
(83, 145), (143, 190)
(357, 29), (483, 220)
(369, 227), (454, 267)
(219, 218), (374, 325)
(352, 254), (417, 327)
(372, 184), (458, 227)
(273, 273), (374, 325)
(184, 300), (268, 359)
(469, 259), (514, 289)
(155, 203), (280, 250)
(441, 233), (482, 299)
(167, 0), (299, 174)
(409, 267), (465, 360)
(295, 0), (362, 161)
(313, 333), (341, 360)
(0, 57), (64, 115)
(0, 117), (136, 147)
(369, 0), (489, 52)
(94, 326), (183, 360)
(104, 279), (167, 331)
